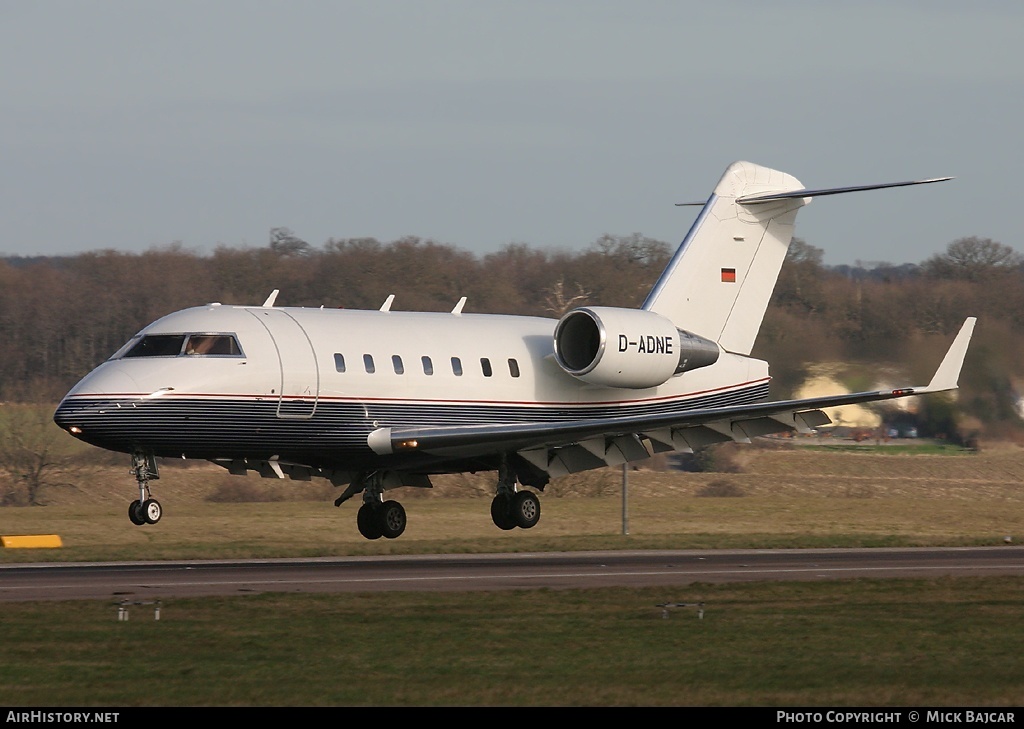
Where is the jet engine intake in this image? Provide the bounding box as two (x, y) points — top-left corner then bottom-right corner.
(553, 307), (720, 389)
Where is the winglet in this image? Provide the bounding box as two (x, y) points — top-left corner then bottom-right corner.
(921, 317), (976, 393)
(262, 289), (280, 307)
(380, 294), (395, 312)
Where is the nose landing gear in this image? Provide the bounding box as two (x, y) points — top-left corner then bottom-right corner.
(128, 450), (162, 526)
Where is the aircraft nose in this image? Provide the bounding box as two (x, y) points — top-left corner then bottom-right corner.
(54, 364), (140, 427)
(62, 363), (140, 397)
(54, 364), (142, 438)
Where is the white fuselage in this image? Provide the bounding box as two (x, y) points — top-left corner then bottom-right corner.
(54, 303), (770, 474)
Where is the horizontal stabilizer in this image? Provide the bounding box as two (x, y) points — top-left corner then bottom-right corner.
(736, 176), (953, 204)
(675, 177), (953, 207)
(652, 163), (953, 356)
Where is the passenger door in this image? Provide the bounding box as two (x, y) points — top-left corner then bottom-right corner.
(247, 309), (320, 418)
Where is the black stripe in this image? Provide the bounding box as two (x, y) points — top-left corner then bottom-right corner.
(55, 382), (770, 468)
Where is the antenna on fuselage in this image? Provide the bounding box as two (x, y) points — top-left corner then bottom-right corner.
(262, 289), (280, 307)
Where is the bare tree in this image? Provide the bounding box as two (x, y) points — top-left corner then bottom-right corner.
(543, 277), (590, 317)
(773, 238), (827, 312)
(924, 237), (1023, 281)
(0, 403), (80, 506)
(269, 227), (312, 257)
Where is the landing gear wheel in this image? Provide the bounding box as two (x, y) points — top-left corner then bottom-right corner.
(379, 500), (407, 539)
(511, 490), (541, 529)
(490, 494), (516, 530)
(128, 500), (146, 526)
(357, 503), (383, 540)
(142, 499), (162, 524)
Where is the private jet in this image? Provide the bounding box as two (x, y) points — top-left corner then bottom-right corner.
(54, 161), (974, 540)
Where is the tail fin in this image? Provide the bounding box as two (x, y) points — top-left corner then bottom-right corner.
(642, 161), (951, 356)
(642, 161), (807, 355)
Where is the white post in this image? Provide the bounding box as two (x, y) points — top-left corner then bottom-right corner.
(621, 463), (629, 535)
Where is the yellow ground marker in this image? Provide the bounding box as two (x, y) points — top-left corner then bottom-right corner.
(1, 534), (63, 548)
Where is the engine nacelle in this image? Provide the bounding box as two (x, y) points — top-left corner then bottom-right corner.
(553, 307), (720, 389)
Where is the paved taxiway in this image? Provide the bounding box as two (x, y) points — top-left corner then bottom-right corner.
(2, 547), (1023, 602)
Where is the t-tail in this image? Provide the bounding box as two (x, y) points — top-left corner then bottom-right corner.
(642, 161), (952, 355)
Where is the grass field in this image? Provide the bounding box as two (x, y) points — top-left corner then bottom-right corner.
(3, 440), (1024, 706)
(2, 577), (1023, 706)
(4, 439), (1024, 562)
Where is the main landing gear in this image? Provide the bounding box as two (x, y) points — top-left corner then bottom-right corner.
(490, 490), (541, 530)
(127, 450), (162, 526)
(334, 472), (409, 540)
(334, 462), (543, 540)
(489, 458), (541, 531)
(356, 499), (407, 540)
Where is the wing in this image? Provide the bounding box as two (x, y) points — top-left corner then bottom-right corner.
(368, 318), (976, 478)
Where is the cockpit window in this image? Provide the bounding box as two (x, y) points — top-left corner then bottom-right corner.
(122, 335), (187, 358)
(184, 334), (242, 356)
(116, 333), (243, 358)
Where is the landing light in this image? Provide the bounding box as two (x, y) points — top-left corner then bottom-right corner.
(395, 439), (419, 450)
(69, 426), (83, 435)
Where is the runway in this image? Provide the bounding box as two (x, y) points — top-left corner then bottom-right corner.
(2, 546), (1023, 602)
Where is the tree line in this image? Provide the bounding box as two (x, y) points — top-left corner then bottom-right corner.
(1, 231), (1021, 442)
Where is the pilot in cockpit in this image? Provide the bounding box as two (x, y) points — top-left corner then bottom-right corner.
(184, 334), (241, 356)
(185, 335), (216, 355)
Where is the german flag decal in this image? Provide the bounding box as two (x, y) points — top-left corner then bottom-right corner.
(721, 268), (737, 283)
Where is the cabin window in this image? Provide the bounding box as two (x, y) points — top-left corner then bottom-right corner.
(392, 355), (404, 375)
(480, 358), (493, 377)
(508, 358), (520, 378)
(334, 353), (346, 373)
(451, 357), (463, 376)
(184, 334), (242, 356)
(422, 356), (433, 375)
(363, 354), (375, 374)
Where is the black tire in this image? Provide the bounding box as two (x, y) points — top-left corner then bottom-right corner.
(490, 494), (516, 530)
(357, 503), (383, 540)
(128, 500), (146, 526)
(142, 499), (162, 524)
(511, 490), (541, 529)
(379, 500), (407, 539)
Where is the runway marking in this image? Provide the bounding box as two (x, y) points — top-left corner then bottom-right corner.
(5, 562), (1024, 594)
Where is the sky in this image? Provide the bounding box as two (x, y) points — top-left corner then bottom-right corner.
(2, 1), (1022, 267)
